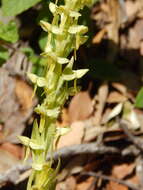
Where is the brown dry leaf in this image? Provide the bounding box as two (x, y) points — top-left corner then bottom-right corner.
(92, 28), (106, 44)
(106, 163), (138, 190)
(106, 181), (128, 190)
(15, 78), (33, 112)
(112, 163), (135, 179)
(112, 83), (127, 95)
(0, 143), (23, 159)
(76, 177), (94, 190)
(56, 176), (76, 190)
(127, 175), (139, 186)
(0, 68), (36, 143)
(106, 0), (122, 43)
(128, 19), (143, 49)
(106, 0), (120, 62)
(0, 149), (20, 174)
(125, 0), (143, 19)
(93, 83), (108, 125)
(68, 91), (93, 123)
(57, 121), (84, 149)
(107, 91), (127, 103)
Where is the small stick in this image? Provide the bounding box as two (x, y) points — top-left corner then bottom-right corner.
(0, 143), (119, 185)
(119, 120), (143, 153)
(82, 171), (140, 190)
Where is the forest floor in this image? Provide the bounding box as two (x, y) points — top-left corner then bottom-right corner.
(1, 0), (143, 190)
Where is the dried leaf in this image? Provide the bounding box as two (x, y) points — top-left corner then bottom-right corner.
(0, 149), (20, 174)
(93, 83), (108, 125)
(57, 121), (84, 149)
(106, 181), (127, 190)
(112, 163), (135, 179)
(76, 177), (94, 190)
(107, 91), (127, 103)
(15, 79), (33, 111)
(0, 142), (23, 159)
(56, 176), (76, 190)
(112, 83), (127, 95)
(106, 103), (123, 122)
(92, 28), (106, 44)
(68, 91), (93, 123)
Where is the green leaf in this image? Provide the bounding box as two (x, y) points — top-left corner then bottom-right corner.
(28, 73), (47, 87)
(18, 136), (30, 146)
(27, 73), (37, 83)
(31, 119), (41, 141)
(2, 0), (42, 16)
(68, 25), (88, 34)
(0, 21), (19, 43)
(29, 140), (45, 150)
(40, 20), (51, 32)
(35, 105), (60, 118)
(56, 127), (71, 136)
(135, 87), (143, 108)
(49, 2), (57, 14)
(37, 77), (47, 87)
(0, 46), (9, 65)
(62, 69), (88, 81)
(39, 32), (47, 51)
(74, 69), (89, 78)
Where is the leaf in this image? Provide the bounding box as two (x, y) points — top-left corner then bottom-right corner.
(62, 69), (88, 81)
(56, 127), (71, 136)
(35, 105), (60, 118)
(70, 11), (81, 18)
(32, 162), (43, 171)
(57, 121), (84, 149)
(106, 103), (123, 122)
(39, 32), (47, 51)
(57, 57), (69, 64)
(18, 136), (30, 146)
(29, 140), (45, 150)
(28, 73), (47, 87)
(27, 73), (37, 83)
(49, 2), (57, 14)
(0, 46), (9, 66)
(0, 21), (19, 43)
(31, 120), (40, 141)
(37, 77), (47, 87)
(135, 87), (143, 108)
(2, 0), (42, 16)
(68, 25), (88, 34)
(68, 91), (93, 123)
(74, 69), (89, 78)
(40, 20), (51, 32)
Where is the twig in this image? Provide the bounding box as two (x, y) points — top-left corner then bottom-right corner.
(51, 142), (119, 161)
(0, 143), (119, 185)
(82, 171), (140, 190)
(119, 120), (143, 153)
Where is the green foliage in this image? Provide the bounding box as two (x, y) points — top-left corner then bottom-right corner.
(39, 32), (47, 51)
(135, 87), (143, 108)
(2, 0), (42, 16)
(0, 46), (9, 65)
(0, 21), (18, 43)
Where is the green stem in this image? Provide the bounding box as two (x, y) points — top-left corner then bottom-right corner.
(18, 1), (94, 189)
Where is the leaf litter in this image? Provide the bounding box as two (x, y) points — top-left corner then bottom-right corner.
(2, 0), (143, 190)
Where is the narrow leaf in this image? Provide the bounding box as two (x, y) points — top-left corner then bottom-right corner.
(2, 0), (42, 16)
(135, 87), (143, 108)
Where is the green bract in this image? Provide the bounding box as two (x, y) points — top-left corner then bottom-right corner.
(19, 0), (92, 189)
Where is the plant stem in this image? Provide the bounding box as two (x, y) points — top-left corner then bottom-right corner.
(18, 1), (94, 189)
